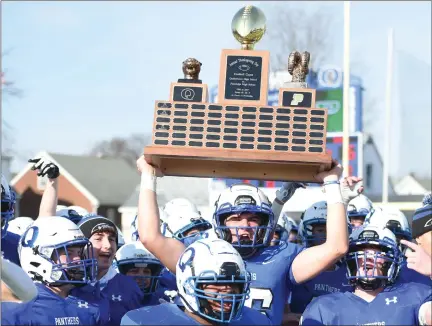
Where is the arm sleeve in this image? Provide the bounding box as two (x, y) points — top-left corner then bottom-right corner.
(300, 299), (325, 326)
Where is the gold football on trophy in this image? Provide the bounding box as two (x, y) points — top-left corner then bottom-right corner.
(231, 5), (266, 50)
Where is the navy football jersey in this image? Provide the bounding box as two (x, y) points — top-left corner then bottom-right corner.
(159, 267), (177, 292)
(301, 281), (432, 325)
(121, 302), (271, 325)
(72, 272), (143, 326)
(397, 263), (432, 286)
(1, 283), (101, 325)
(290, 264), (354, 313)
(1, 231), (20, 266)
(67, 283), (111, 325)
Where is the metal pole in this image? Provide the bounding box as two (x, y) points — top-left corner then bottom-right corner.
(342, 1), (351, 176)
(382, 28), (394, 204)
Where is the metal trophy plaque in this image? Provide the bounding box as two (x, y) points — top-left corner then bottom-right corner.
(144, 5), (332, 183)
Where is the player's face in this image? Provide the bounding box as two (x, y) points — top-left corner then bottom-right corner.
(202, 283), (241, 314)
(288, 230), (300, 243)
(356, 247), (386, 278)
(225, 212), (261, 242)
(53, 245), (83, 265)
(416, 231), (432, 256)
(90, 231), (116, 272)
(270, 232), (280, 246)
(126, 266), (152, 289)
(349, 216), (365, 228)
(311, 224), (326, 245)
(184, 225), (207, 237)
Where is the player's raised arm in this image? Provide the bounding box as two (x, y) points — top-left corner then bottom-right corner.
(291, 160), (349, 284)
(136, 155), (186, 273)
(28, 157), (60, 218)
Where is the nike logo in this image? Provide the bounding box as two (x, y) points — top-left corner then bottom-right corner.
(262, 259), (275, 265)
(425, 218), (432, 227)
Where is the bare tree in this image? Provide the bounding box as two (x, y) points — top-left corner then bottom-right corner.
(265, 4), (334, 73)
(89, 133), (152, 167)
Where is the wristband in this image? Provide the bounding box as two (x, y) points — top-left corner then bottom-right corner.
(323, 180), (340, 186)
(140, 172), (157, 192)
(324, 183), (344, 205)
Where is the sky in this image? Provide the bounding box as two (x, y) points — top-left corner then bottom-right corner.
(1, 1), (431, 175)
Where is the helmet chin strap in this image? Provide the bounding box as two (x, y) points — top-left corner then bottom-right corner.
(356, 278), (386, 291)
(221, 230), (257, 258)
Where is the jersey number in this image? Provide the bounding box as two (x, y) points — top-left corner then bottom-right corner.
(245, 288), (273, 316)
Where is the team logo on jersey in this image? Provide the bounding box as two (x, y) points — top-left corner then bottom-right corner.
(112, 294), (122, 301)
(54, 317), (80, 325)
(77, 301), (88, 308)
(385, 296), (398, 305)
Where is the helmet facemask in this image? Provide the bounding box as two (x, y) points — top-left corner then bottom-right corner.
(117, 258), (163, 295)
(171, 219), (212, 241)
(345, 241), (399, 291)
(33, 239), (97, 287)
(301, 219), (327, 247)
(1, 185), (16, 238)
(182, 262), (250, 324)
(214, 199), (274, 257)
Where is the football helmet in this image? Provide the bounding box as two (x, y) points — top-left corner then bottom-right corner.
(115, 242), (163, 295)
(7, 216), (34, 235)
(298, 201), (328, 247)
(162, 198), (212, 240)
(68, 205), (89, 216)
(56, 207), (83, 224)
(177, 238), (250, 323)
(213, 184), (275, 255)
(1, 175), (16, 238)
(347, 195), (374, 225)
(365, 206), (412, 247)
(344, 224), (400, 291)
(19, 216), (97, 285)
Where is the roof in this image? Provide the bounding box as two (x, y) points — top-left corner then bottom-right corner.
(408, 173), (432, 191)
(49, 153), (138, 206)
(121, 176), (210, 209)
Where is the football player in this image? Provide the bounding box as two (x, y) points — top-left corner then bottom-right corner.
(136, 156), (349, 325)
(115, 241), (164, 305)
(73, 214), (143, 325)
(121, 238), (271, 325)
(7, 216), (34, 235)
(365, 206), (430, 285)
(1, 174), (20, 266)
(347, 194), (374, 228)
(300, 224), (431, 325)
(1, 216), (102, 325)
(288, 201), (354, 317)
(400, 193), (432, 280)
(162, 198), (213, 240)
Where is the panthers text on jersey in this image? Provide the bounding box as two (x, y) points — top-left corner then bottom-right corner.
(184, 232), (304, 325)
(121, 302), (271, 325)
(301, 281), (432, 325)
(71, 272), (143, 326)
(289, 264), (354, 313)
(1, 283), (101, 326)
(1, 231), (20, 266)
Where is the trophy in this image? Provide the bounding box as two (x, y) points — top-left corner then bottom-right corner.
(169, 58), (208, 103)
(144, 5), (332, 183)
(278, 51), (316, 108)
(218, 5), (270, 106)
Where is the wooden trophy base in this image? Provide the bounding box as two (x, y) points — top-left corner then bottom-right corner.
(147, 100), (332, 183)
(218, 49), (270, 106)
(144, 146), (332, 183)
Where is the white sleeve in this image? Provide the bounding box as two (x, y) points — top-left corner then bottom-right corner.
(418, 301), (431, 326)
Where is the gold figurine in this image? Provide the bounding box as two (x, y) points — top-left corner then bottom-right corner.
(182, 58), (202, 80)
(231, 5), (266, 50)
